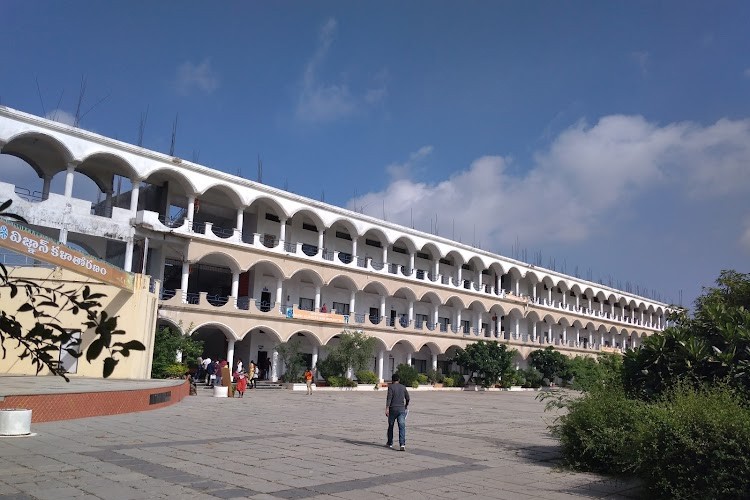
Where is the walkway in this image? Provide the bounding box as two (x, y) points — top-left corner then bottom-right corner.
(0, 389), (642, 499)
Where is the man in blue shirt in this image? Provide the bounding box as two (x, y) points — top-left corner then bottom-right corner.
(385, 374), (410, 451)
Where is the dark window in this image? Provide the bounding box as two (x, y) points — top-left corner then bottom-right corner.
(416, 252), (430, 260)
(332, 302), (350, 315)
(439, 258), (451, 265)
(481, 269), (490, 275)
(335, 231), (352, 240)
(302, 222), (318, 232)
(299, 298), (314, 311)
(461, 264), (471, 270)
(265, 213), (280, 222)
(393, 247), (407, 254)
(365, 239), (382, 248)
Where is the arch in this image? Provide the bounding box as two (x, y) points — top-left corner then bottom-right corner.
(289, 207), (325, 230)
(141, 166), (196, 195)
(388, 338), (418, 352)
(2, 132), (75, 177)
(327, 274), (358, 290)
(525, 270), (543, 285)
(191, 251), (241, 274)
(444, 250), (465, 268)
(191, 321), (238, 341)
(78, 152), (139, 187)
(289, 268), (324, 287)
(414, 341), (441, 356)
(467, 255), (487, 273)
(419, 242), (441, 261)
(246, 259), (285, 278)
(392, 235), (417, 254)
(361, 227), (389, 248)
(445, 295), (466, 309)
(392, 286), (417, 302)
(199, 183), (244, 209)
(362, 281), (389, 297)
(467, 299), (487, 313)
(328, 217), (359, 239)
(288, 329), (323, 347)
(247, 195), (289, 220)
(156, 317), (184, 336)
(419, 291), (442, 305)
(249, 326), (283, 343)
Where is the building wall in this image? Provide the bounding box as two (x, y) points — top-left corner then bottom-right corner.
(0, 267), (158, 379)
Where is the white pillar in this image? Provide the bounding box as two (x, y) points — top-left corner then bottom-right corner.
(271, 350), (279, 382)
(515, 277), (520, 296)
(406, 352), (412, 366)
(63, 163), (76, 198)
(408, 301), (414, 324)
(231, 272), (239, 306)
(312, 345), (319, 372)
(457, 266), (462, 284)
(129, 181), (140, 213)
(456, 310), (462, 332)
(124, 241), (134, 272)
(532, 321), (537, 342)
(318, 230), (324, 252)
(352, 237), (358, 259)
(562, 325), (567, 345)
(236, 209), (244, 231)
(562, 292), (567, 308)
(576, 327), (580, 346)
(432, 305), (439, 326)
(533, 285), (537, 302)
(380, 296), (386, 321)
(181, 261), (190, 302)
(548, 285), (552, 304)
(104, 190), (113, 216)
(431, 353), (438, 371)
(515, 317), (520, 339)
(377, 350), (384, 382)
(276, 279), (283, 308)
(187, 195), (195, 223)
(315, 286), (321, 310)
(42, 175), (52, 200)
(382, 245), (387, 264)
(409, 252), (415, 272)
(227, 339), (235, 370)
(350, 291), (356, 316)
(433, 258), (439, 278)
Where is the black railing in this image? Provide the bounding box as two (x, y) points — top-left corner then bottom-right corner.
(301, 243), (318, 256)
(237, 297), (250, 310)
(284, 241), (297, 253)
(338, 252), (353, 264)
(211, 225), (234, 238)
(160, 288), (177, 300)
(322, 249), (334, 261)
(371, 260), (384, 271)
(207, 294), (229, 307)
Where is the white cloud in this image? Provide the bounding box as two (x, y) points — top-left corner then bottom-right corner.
(347, 115), (750, 251)
(45, 109), (76, 126)
(385, 145), (433, 180)
(296, 18), (388, 124)
(176, 59), (219, 95)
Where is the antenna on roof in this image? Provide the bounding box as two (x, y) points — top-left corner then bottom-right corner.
(169, 113), (178, 156)
(257, 155), (263, 183)
(35, 77), (47, 117)
(284, 178), (288, 191)
(321, 190), (325, 202)
(74, 76), (87, 127)
(137, 106), (149, 147)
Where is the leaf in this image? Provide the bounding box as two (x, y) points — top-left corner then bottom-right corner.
(0, 199), (11, 212)
(103, 357), (118, 378)
(16, 303), (34, 313)
(86, 338), (104, 362)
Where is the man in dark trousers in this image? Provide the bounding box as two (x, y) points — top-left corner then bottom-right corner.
(385, 374), (410, 451)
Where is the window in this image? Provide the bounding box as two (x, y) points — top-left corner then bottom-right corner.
(461, 264), (471, 270)
(365, 238), (382, 248)
(393, 247), (407, 254)
(335, 231), (352, 240)
(265, 213), (280, 223)
(439, 258), (452, 265)
(302, 222), (318, 232)
(412, 359), (427, 373)
(299, 298), (314, 311)
(461, 320), (471, 333)
(332, 302), (350, 315)
(415, 314), (428, 327)
(416, 252), (430, 260)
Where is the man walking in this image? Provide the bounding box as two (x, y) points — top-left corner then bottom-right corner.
(304, 367), (314, 395)
(385, 374), (410, 451)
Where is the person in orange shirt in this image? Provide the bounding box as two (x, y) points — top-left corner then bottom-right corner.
(304, 367), (314, 395)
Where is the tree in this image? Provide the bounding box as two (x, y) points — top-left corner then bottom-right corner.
(0, 200), (145, 380)
(623, 270), (750, 400)
(151, 326), (203, 379)
(274, 338), (306, 382)
(528, 346), (571, 384)
(317, 330), (377, 380)
(452, 340), (517, 387)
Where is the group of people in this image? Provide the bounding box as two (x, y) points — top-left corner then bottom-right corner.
(196, 357), (227, 388)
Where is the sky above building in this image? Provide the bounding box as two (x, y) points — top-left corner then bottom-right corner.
(1, 1), (749, 309)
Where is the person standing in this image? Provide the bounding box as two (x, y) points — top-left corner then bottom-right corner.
(235, 371), (247, 398)
(385, 374), (410, 451)
(304, 367), (314, 395)
(248, 361), (257, 389)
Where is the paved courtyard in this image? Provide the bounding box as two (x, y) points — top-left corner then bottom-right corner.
(0, 388), (641, 499)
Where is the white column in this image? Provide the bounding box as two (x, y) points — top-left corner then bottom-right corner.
(312, 345), (319, 372)
(187, 195), (195, 223)
(533, 284), (537, 302)
(352, 237), (358, 259)
(276, 279), (283, 308)
(129, 181), (140, 213)
(406, 352), (412, 366)
(279, 218), (287, 242)
(409, 252), (415, 272)
(271, 350), (279, 382)
(350, 291), (356, 316)
(408, 301), (414, 324)
(380, 296), (386, 321)
(475, 311), (481, 334)
(124, 241), (134, 272)
(457, 266), (462, 284)
(515, 317), (520, 339)
(589, 297), (593, 312)
(315, 286), (321, 310)
(42, 175), (52, 200)
(456, 309), (462, 332)
(431, 353), (438, 371)
(382, 245), (387, 264)
(377, 350), (385, 382)
(600, 301), (604, 314)
(562, 292), (567, 308)
(236, 209), (244, 231)
(600, 332), (604, 347)
(532, 321), (537, 342)
(63, 163), (76, 198)
(576, 294), (580, 308)
(432, 305), (439, 326)
(104, 190), (113, 216)
(515, 277), (520, 295)
(231, 272), (239, 306)
(576, 327), (580, 346)
(227, 339), (235, 370)
(562, 325), (567, 345)
(181, 261), (190, 302)
(433, 258), (439, 278)
(318, 230), (324, 252)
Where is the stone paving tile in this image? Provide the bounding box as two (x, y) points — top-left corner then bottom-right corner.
(0, 390), (645, 499)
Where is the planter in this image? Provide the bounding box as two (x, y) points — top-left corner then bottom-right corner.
(213, 386), (228, 398)
(0, 409), (32, 436)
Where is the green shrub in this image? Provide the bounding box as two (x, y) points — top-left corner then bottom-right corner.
(520, 367), (543, 388)
(551, 386), (650, 474)
(411, 381), (419, 388)
(417, 373), (429, 384)
(426, 369), (442, 383)
(355, 370), (378, 384)
(327, 376), (357, 387)
(449, 371), (465, 387)
(635, 384), (750, 499)
(395, 363), (419, 387)
(163, 363), (189, 379)
(443, 377), (454, 387)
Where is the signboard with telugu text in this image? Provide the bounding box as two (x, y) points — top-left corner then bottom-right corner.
(286, 307), (349, 324)
(0, 219), (134, 291)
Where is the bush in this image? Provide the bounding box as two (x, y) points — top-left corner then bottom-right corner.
(449, 371), (465, 387)
(355, 370), (378, 384)
(520, 367), (543, 388)
(443, 377), (455, 387)
(551, 386), (650, 474)
(635, 384), (750, 498)
(162, 363), (189, 379)
(327, 376), (357, 387)
(411, 381), (419, 388)
(417, 373), (428, 384)
(395, 363), (419, 387)
(426, 369), (442, 384)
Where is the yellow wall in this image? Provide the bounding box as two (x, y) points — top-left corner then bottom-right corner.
(0, 266), (158, 379)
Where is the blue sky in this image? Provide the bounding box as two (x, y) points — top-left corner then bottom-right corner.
(1, 1), (749, 309)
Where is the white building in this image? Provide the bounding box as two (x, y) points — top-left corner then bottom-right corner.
(0, 106), (672, 382)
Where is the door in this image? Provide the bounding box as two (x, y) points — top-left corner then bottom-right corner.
(260, 290), (271, 312)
